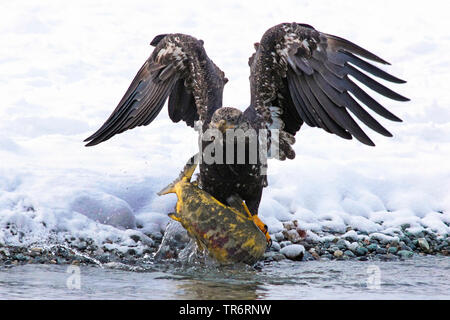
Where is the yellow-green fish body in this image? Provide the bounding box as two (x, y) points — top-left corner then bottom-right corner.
(158, 163), (267, 265)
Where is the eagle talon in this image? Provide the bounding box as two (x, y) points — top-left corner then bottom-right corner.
(241, 201), (271, 246)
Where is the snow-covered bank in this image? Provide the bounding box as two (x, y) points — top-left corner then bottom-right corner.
(1, 1), (449, 262)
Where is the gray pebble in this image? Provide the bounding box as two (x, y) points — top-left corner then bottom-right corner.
(279, 241), (292, 248)
(344, 250), (356, 258)
(321, 253), (333, 260)
(418, 238), (430, 252)
(302, 251), (316, 261)
(273, 232), (285, 242)
(357, 256), (368, 261)
(270, 241), (281, 252)
(336, 239), (347, 250)
(355, 247), (368, 256)
(333, 250), (344, 258)
(397, 250), (414, 259)
(388, 246), (398, 254)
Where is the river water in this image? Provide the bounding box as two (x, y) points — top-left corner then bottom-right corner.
(1, 255), (449, 299)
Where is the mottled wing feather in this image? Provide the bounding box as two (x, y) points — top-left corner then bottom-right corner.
(84, 34), (225, 146)
(248, 23), (409, 148)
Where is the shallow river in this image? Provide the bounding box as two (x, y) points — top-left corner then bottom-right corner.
(1, 256), (449, 299)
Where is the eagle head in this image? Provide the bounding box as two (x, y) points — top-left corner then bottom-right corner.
(209, 107), (250, 133)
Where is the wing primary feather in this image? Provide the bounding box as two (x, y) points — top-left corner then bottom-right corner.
(85, 34), (227, 147)
(286, 71), (318, 126)
(346, 77), (402, 122)
(341, 52), (406, 83)
(325, 34), (390, 65)
(313, 72), (393, 137)
(341, 92), (393, 137)
(305, 75), (374, 145)
(288, 72), (322, 127)
(303, 76), (356, 140)
(310, 58), (403, 122)
(296, 75), (345, 135)
(292, 56), (314, 75)
(84, 89), (140, 143)
(347, 64), (409, 101)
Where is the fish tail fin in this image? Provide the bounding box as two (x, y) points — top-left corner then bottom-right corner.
(157, 182), (176, 196)
(157, 155), (198, 196)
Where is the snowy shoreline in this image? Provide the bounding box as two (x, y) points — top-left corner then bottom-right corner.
(1, 1), (450, 267)
(1, 218), (448, 267)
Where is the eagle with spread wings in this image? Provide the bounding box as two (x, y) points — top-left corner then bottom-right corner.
(84, 23), (408, 239)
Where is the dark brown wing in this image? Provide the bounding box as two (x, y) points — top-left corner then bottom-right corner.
(248, 22), (409, 147)
(84, 34), (227, 146)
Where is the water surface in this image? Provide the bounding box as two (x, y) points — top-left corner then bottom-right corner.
(1, 256), (449, 299)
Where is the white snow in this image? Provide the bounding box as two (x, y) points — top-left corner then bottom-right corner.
(1, 0), (449, 250)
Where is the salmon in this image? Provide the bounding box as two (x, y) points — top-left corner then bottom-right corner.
(158, 162), (268, 265)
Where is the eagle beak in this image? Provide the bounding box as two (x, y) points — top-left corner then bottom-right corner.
(216, 119), (235, 133)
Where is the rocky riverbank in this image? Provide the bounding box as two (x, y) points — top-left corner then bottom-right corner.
(264, 220), (450, 262)
(0, 220), (449, 268)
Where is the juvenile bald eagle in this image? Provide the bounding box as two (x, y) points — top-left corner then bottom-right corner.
(84, 23), (408, 230)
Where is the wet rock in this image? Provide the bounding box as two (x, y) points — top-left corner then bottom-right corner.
(366, 243), (378, 252)
(357, 256), (368, 261)
(335, 239), (348, 250)
(344, 250), (356, 258)
(388, 246), (398, 254)
(98, 254), (110, 264)
(399, 242), (411, 251)
(347, 242), (359, 252)
(308, 248), (320, 260)
(77, 241), (88, 251)
(279, 241), (292, 248)
(400, 223), (411, 231)
(380, 254), (398, 261)
(264, 251), (286, 262)
(397, 250), (414, 259)
(418, 238), (430, 252)
(273, 232), (285, 242)
(30, 247), (43, 256)
(130, 234), (141, 243)
(126, 248), (137, 256)
(0, 248), (10, 257)
(355, 247), (368, 256)
(33, 256), (45, 264)
(328, 245), (339, 253)
(270, 241), (281, 252)
(14, 254), (28, 262)
(280, 244), (305, 261)
(283, 229), (302, 243)
(313, 246), (324, 256)
(302, 251), (316, 261)
(333, 250), (343, 258)
(376, 247), (387, 254)
(282, 220), (298, 230)
(321, 253), (333, 260)
(343, 230), (359, 241)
